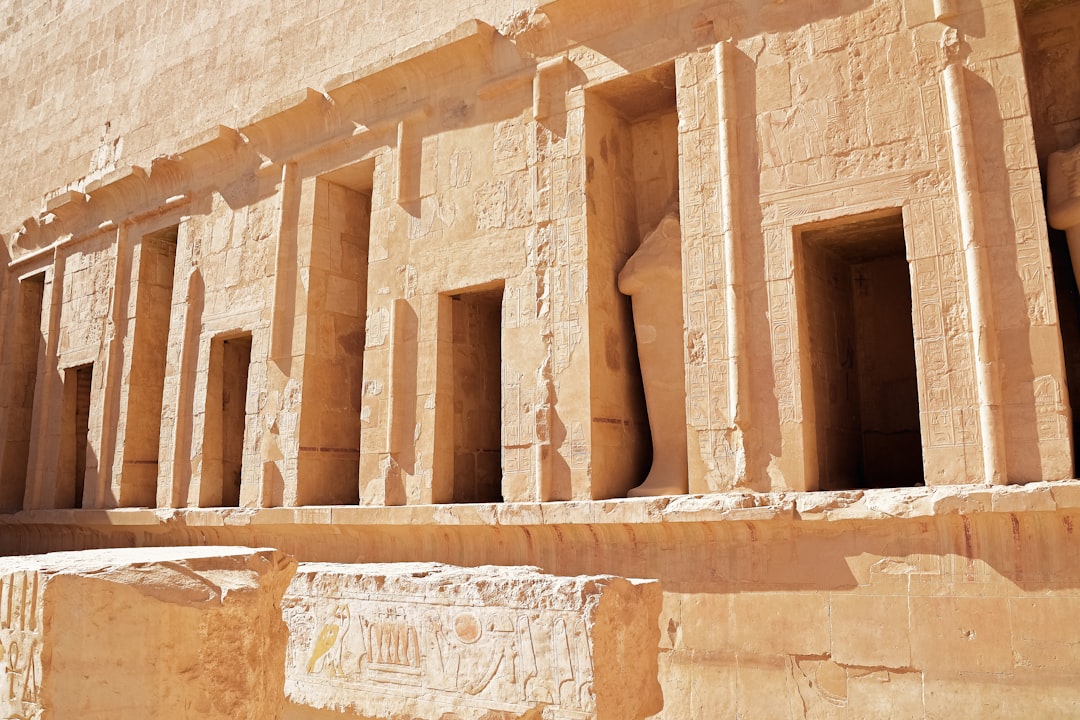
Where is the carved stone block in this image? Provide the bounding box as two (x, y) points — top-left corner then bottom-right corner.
(283, 562), (663, 720)
(0, 546), (295, 720)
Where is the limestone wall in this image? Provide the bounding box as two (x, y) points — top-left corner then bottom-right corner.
(0, 0), (529, 236)
(1, 0), (1074, 508)
(2, 483), (1080, 717)
(2, 0), (1080, 715)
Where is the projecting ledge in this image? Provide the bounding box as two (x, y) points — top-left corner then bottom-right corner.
(2, 480), (1079, 530)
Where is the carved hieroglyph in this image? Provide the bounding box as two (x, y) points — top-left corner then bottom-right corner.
(283, 563), (662, 720)
(0, 546), (295, 720)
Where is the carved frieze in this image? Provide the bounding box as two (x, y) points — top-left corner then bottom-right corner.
(284, 562), (662, 720)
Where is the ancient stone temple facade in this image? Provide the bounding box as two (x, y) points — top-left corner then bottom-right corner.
(2, 0), (1080, 717)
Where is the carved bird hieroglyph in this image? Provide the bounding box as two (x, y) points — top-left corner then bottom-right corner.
(307, 604), (351, 675)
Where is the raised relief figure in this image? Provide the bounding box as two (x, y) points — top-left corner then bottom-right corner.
(1048, 143), (1080, 286)
(618, 211), (689, 497)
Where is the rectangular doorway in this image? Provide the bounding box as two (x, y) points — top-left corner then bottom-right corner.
(798, 209), (923, 489)
(204, 333), (252, 507)
(122, 225), (177, 506)
(220, 335), (251, 506)
(62, 364), (94, 508)
(583, 60), (680, 498)
(0, 273), (45, 510)
(449, 284), (503, 503)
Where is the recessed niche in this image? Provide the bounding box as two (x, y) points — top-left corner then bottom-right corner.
(121, 225), (177, 507)
(584, 61), (681, 498)
(0, 273), (44, 511)
(293, 162), (374, 505)
(204, 333), (252, 507)
(448, 283), (504, 504)
(61, 363), (94, 508)
(798, 209), (924, 490)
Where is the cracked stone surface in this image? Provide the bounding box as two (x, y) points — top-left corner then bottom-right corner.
(0, 547), (295, 720)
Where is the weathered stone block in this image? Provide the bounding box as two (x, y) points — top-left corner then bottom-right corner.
(283, 562), (662, 720)
(831, 593), (912, 669)
(0, 546), (295, 720)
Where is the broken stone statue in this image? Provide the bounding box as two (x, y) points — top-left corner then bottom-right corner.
(618, 210), (689, 497)
(1048, 142), (1080, 286)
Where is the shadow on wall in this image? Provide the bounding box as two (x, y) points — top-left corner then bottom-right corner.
(5, 503), (1079, 595)
(966, 66), (1058, 482)
(1048, 223), (1080, 467)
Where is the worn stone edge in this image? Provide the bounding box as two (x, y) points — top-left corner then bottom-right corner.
(2, 480), (1079, 528)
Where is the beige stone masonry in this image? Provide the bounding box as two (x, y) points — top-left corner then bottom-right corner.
(3, 0), (1080, 714)
(0, 546), (295, 720)
(2, 1), (1074, 508)
(283, 562), (662, 720)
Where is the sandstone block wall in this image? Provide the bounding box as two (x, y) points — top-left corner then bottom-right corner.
(3, 0), (1080, 717)
(2, 482), (1080, 718)
(1, 0), (1077, 511)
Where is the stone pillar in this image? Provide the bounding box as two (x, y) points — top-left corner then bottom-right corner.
(97, 224), (133, 508)
(677, 47), (754, 492)
(157, 227), (202, 508)
(23, 251), (65, 509)
(359, 151), (409, 505)
(941, 30), (1008, 484)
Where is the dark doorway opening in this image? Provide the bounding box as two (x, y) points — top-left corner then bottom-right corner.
(220, 335), (251, 507)
(450, 284), (503, 503)
(799, 209), (924, 489)
(205, 333), (252, 507)
(62, 363), (94, 508)
(0, 273), (45, 511)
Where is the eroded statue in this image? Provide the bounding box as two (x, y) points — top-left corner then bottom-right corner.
(1048, 142), (1080, 286)
(618, 211), (689, 497)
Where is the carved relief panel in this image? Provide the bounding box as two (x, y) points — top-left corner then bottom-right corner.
(284, 563), (662, 720)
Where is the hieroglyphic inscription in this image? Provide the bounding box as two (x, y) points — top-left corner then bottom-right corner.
(767, 273), (800, 425)
(0, 572), (41, 720)
(910, 198), (978, 448)
(553, 218), (586, 378)
(677, 50), (731, 441)
(1012, 181), (1054, 326)
(501, 362), (529, 476)
(294, 598), (593, 712)
(1034, 375), (1067, 442)
(283, 564), (661, 720)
